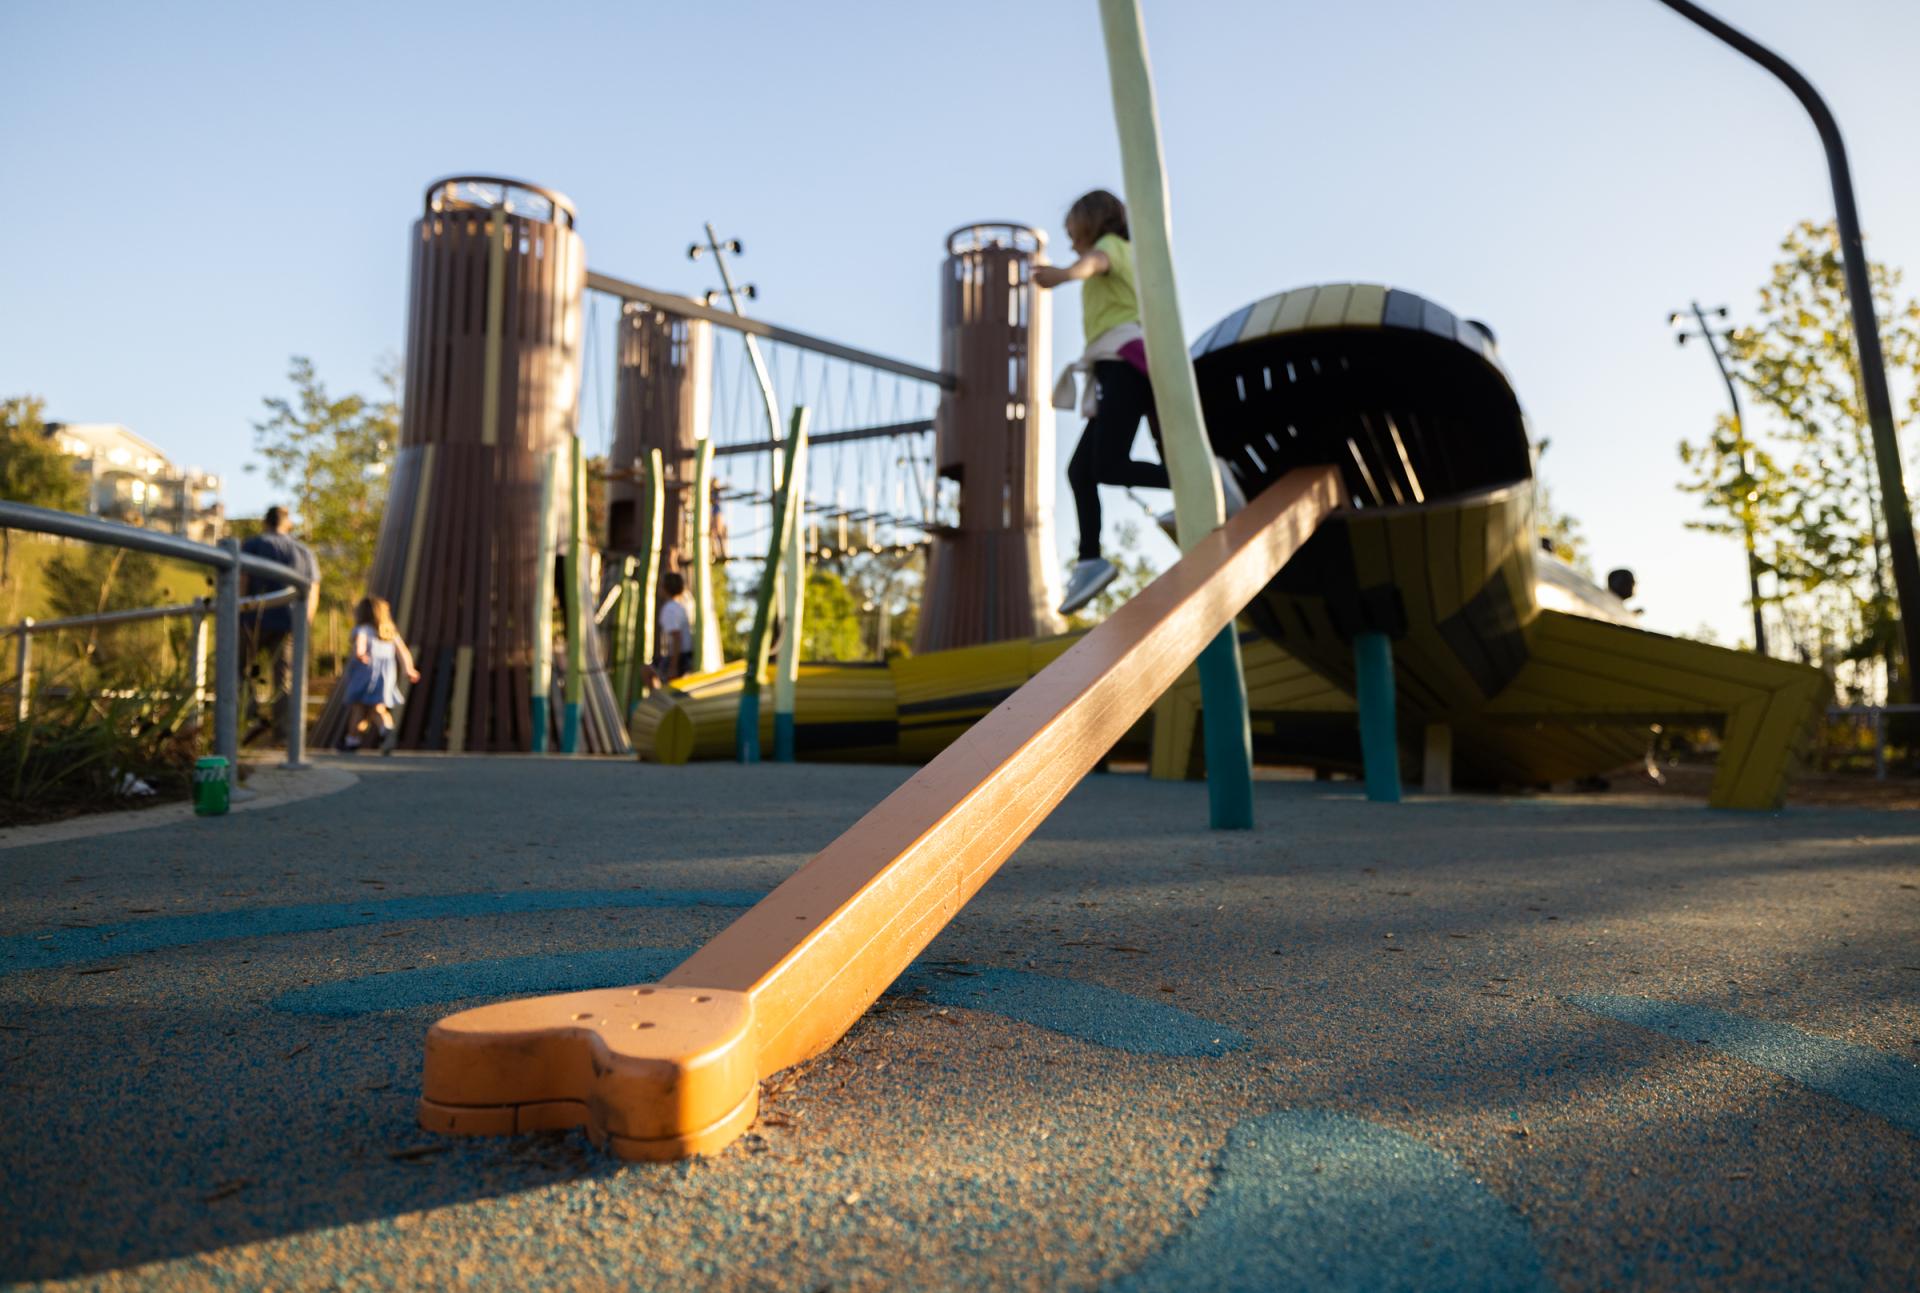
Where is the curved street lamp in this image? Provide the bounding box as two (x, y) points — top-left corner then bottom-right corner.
(1671, 302), (1767, 654)
(1655, 0), (1920, 687)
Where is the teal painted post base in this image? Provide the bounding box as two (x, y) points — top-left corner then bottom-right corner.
(530, 696), (549, 753)
(737, 691), (762, 763)
(561, 702), (580, 756)
(773, 712), (796, 762)
(1196, 629), (1255, 830)
(1353, 631), (1402, 803)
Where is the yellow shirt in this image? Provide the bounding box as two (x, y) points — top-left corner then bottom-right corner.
(1080, 233), (1139, 344)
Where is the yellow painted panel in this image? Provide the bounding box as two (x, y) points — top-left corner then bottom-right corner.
(1722, 677), (1822, 809)
(1148, 691), (1196, 780)
(1538, 613), (1812, 692)
(1710, 695), (1772, 808)
(1492, 657), (1711, 713)
(1348, 517), (1394, 591)
(1382, 512), (1432, 625)
(1524, 631), (1751, 701)
(657, 708), (694, 764)
(1238, 292), (1288, 342)
(1342, 283), (1387, 327)
(1270, 287), (1317, 335)
(1306, 284), (1353, 329)
(1259, 676), (1355, 711)
(1425, 506), (1461, 620)
(1456, 499), (1489, 600)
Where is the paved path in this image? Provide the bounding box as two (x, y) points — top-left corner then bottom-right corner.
(2, 756), (1915, 1291)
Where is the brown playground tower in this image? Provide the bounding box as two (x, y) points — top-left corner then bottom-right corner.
(608, 303), (712, 572)
(315, 176), (628, 754)
(915, 223), (1063, 652)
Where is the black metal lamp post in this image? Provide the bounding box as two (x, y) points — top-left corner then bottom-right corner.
(1671, 301), (1767, 655)
(1655, 0), (1920, 688)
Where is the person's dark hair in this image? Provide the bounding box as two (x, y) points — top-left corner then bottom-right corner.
(662, 571), (686, 597)
(264, 505), (288, 530)
(1065, 189), (1129, 244)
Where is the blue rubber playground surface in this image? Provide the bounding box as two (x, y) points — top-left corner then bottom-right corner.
(2, 756), (1916, 1290)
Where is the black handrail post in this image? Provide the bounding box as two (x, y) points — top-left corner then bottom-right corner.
(1655, 0), (1920, 688)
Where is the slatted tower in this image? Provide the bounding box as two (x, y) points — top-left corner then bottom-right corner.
(915, 223), (1063, 651)
(315, 176), (629, 753)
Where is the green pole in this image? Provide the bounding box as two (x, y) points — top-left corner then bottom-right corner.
(1098, 0), (1255, 830)
(691, 437), (718, 672)
(737, 407), (808, 763)
(529, 448), (558, 752)
(773, 422), (810, 762)
(612, 554), (638, 712)
(561, 435), (585, 753)
(637, 447), (664, 705)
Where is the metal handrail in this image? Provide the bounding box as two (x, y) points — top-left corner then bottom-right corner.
(0, 501), (315, 776)
(3, 588), (295, 637)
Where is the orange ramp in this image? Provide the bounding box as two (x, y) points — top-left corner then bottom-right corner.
(418, 467), (1342, 1160)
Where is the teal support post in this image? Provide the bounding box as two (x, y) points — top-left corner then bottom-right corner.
(1196, 629), (1256, 824)
(1353, 631), (1402, 803)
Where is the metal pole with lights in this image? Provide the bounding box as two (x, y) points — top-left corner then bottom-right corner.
(1671, 301), (1767, 655)
(1655, 0), (1920, 688)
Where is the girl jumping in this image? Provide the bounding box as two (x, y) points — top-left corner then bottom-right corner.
(1035, 188), (1241, 615)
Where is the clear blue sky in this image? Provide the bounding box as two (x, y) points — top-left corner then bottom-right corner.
(4, 0), (1917, 645)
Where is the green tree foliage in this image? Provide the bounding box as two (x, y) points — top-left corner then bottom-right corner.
(800, 567), (864, 661)
(825, 545), (924, 658)
(250, 356), (399, 612)
(0, 396), (85, 513)
(44, 546), (161, 620)
(714, 561), (868, 662)
(42, 545), (164, 671)
(1679, 220), (1920, 698)
(0, 395), (88, 596)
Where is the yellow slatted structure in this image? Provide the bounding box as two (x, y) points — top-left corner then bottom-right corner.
(1489, 611), (1825, 809)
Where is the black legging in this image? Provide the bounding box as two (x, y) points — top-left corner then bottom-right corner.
(1067, 360), (1168, 560)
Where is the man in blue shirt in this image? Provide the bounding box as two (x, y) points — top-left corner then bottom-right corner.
(238, 506), (319, 745)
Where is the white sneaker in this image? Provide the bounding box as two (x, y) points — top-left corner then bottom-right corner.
(1153, 460), (1248, 541)
(1059, 557), (1118, 615)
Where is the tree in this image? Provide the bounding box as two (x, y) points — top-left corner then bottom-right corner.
(250, 356), (399, 612)
(713, 560), (866, 663)
(0, 396), (87, 596)
(1677, 411), (1788, 649)
(826, 545), (924, 658)
(43, 545), (163, 670)
(1680, 220), (1920, 700)
(0, 397), (84, 513)
(800, 567), (864, 660)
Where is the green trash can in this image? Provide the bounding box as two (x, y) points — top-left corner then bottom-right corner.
(192, 756), (230, 817)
